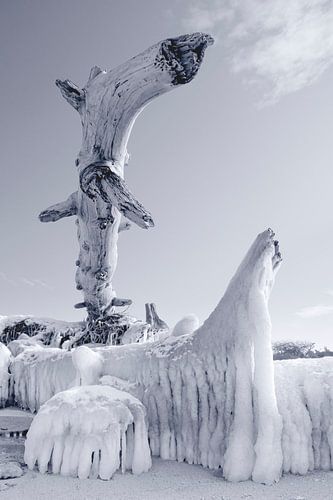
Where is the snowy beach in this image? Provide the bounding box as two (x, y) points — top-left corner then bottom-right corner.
(0, 459), (332, 500)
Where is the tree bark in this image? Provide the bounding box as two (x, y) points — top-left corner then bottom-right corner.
(39, 33), (213, 329)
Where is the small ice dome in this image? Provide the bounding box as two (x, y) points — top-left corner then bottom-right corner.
(171, 314), (199, 337)
(24, 385), (152, 480)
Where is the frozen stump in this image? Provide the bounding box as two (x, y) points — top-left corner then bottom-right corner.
(24, 385), (151, 480)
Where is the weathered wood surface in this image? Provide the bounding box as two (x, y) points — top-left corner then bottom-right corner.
(39, 192), (77, 222)
(39, 33), (213, 329)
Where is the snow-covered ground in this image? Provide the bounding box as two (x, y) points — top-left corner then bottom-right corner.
(0, 458), (332, 499)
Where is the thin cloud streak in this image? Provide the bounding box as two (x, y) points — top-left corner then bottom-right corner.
(0, 271), (17, 287)
(0, 272), (54, 291)
(296, 304), (333, 319)
(183, 0), (333, 103)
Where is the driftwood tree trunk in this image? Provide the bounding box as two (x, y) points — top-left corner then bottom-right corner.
(39, 33), (213, 335)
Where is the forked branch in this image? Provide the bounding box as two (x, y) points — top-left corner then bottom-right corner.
(80, 164), (154, 229)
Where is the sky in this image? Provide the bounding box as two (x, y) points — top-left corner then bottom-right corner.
(1, 0), (333, 346)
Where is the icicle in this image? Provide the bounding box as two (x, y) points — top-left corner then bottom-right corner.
(24, 385), (151, 480)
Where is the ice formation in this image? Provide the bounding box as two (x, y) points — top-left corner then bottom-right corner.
(171, 314), (199, 337)
(24, 385), (151, 479)
(7, 334), (45, 357)
(72, 346), (104, 385)
(275, 357), (333, 474)
(0, 315), (84, 346)
(11, 229), (285, 484)
(120, 322), (150, 345)
(11, 348), (76, 412)
(0, 342), (11, 406)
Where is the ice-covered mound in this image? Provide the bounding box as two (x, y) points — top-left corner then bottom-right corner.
(24, 385), (151, 480)
(171, 314), (199, 337)
(0, 315), (84, 346)
(11, 348), (75, 412)
(7, 334), (45, 357)
(0, 342), (11, 406)
(9, 229), (284, 485)
(72, 345), (104, 385)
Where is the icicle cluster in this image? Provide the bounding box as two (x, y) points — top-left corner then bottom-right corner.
(0, 342), (11, 406)
(14, 229), (332, 485)
(24, 385), (151, 480)
(10, 230), (284, 485)
(102, 228), (284, 484)
(11, 348), (75, 412)
(276, 357), (333, 474)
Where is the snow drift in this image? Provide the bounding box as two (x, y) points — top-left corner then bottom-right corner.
(24, 385), (151, 480)
(11, 229), (286, 484)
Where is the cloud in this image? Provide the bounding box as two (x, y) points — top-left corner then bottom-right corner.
(0, 272), (53, 291)
(0, 271), (17, 287)
(21, 277), (35, 287)
(296, 304), (333, 318)
(183, 0), (333, 103)
(20, 277), (54, 291)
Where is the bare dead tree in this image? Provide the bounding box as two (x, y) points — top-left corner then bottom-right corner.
(39, 33), (213, 339)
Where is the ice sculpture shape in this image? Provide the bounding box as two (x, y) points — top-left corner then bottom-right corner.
(24, 385), (151, 480)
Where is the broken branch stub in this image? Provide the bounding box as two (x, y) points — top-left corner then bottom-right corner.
(145, 303), (169, 331)
(39, 192), (78, 223)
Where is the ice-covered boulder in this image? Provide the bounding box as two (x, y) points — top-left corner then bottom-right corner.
(24, 385), (151, 480)
(7, 335), (45, 357)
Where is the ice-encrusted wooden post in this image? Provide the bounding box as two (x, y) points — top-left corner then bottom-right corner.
(39, 33), (213, 336)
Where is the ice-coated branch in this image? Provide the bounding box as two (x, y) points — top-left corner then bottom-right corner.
(39, 192), (78, 222)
